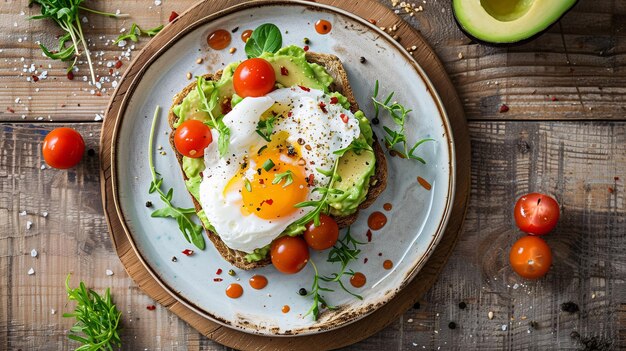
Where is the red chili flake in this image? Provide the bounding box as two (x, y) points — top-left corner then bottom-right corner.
(213, 278), (223, 282)
(368, 18), (377, 25)
(364, 258), (369, 264)
(551, 96), (558, 101)
(307, 174), (315, 186)
(108, 68), (114, 75)
(31, 75), (39, 82)
(265, 199), (274, 205)
(95, 91), (102, 97)
(615, 177), (620, 181)
(303, 45), (309, 52)
(340, 113), (349, 123)
(216, 268), (223, 275)
(288, 111), (293, 117)
(329, 97), (338, 104)
(182, 249), (194, 256)
(318, 101), (327, 113)
(366, 229), (372, 242)
(499, 104), (509, 113)
(608, 187), (614, 193)
(6, 107), (15, 113)
(115, 60), (123, 69)
(280, 66), (289, 76)
(146, 305), (156, 311)
(67, 71), (74, 80)
(168, 11), (179, 22)
(298, 85), (310, 92)
(259, 178), (264, 185)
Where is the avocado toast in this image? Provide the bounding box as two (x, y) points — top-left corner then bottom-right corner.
(168, 49), (387, 270)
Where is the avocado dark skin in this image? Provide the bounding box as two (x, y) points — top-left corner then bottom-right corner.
(452, 0), (579, 47)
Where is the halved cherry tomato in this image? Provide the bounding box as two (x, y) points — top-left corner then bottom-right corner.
(303, 214), (339, 250)
(514, 193), (560, 235)
(270, 236), (309, 274)
(509, 236), (552, 279)
(42, 127), (85, 169)
(233, 58), (276, 98)
(174, 119), (212, 158)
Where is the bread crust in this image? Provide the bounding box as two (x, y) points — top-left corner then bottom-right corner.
(167, 52), (387, 269)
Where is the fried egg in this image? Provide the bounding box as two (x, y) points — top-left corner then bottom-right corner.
(198, 87), (360, 253)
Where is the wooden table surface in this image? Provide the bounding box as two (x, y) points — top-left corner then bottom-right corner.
(1, 0), (625, 350)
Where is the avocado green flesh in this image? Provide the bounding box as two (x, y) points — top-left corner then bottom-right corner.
(453, 0), (577, 43)
(173, 46), (375, 260)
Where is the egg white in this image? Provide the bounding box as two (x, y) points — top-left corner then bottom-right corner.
(198, 87), (360, 253)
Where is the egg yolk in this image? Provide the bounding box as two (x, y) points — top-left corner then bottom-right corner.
(241, 145), (308, 220)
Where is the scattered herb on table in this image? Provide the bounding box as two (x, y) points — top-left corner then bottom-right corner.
(63, 274), (122, 350)
(372, 80), (433, 162)
(245, 23), (282, 58)
(29, 0), (128, 84)
(114, 22), (164, 44)
(148, 106), (206, 250)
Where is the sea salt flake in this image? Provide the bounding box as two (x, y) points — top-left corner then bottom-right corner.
(51, 309), (56, 314)
(154, 0), (162, 5)
(105, 269), (114, 276)
(19, 210), (27, 216)
(28, 267), (35, 275)
(31, 249), (38, 257)
(40, 164), (46, 170)
(501, 324), (508, 331)
(26, 221), (33, 230)
(42, 211), (48, 217)
(94, 114), (103, 121)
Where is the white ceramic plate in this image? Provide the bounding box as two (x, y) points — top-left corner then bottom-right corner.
(112, 1), (455, 335)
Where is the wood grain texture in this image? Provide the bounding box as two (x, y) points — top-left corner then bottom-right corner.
(1, 0), (625, 122)
(2, 121), (625, 350)
(99, 0), (469, 348)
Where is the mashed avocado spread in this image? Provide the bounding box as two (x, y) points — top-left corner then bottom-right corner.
(172, 45), (375, 261)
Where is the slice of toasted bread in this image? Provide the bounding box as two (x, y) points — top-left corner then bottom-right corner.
(167, 52), (387, 270)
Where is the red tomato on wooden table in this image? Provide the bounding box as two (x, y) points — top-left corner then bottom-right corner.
(514, 192), (560, 235)
(42, 127), (85, 169)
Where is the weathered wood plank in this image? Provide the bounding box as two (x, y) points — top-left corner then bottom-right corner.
(1, 121), (624, 350)
(1, 0), (625, 122)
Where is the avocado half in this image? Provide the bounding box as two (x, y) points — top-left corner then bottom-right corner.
(452, 0), (578, 45)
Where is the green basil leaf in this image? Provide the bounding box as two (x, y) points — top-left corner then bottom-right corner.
(245, 23), (282, 58)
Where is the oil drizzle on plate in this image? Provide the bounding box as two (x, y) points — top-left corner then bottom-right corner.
(383, 259), (393, 270)
(249, 275), (268, 290)
(383, 203), (393, 211)
(315, 19), (332, 34)
(350, 272), (367, 288)
(282, 305), (290, 313)
(226, 283), (243, 298)
(368, 211), (387, 230)
(417, 176), (432, 191)
(207, 29), (231, 50)
(241, 29), (253, 43)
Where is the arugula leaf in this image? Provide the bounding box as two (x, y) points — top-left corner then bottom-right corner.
(196, 76), (231, 157)
(30, 0), (128, 84)
(245, 23), (282, 58)
(63, 274), (122, 350)
(148, 106), (206, 250)
(272, 170), (294, 187)
(372, 80), (433, 162)
(114, 23), (163, 44)
(255, 115), (276, 142)
(304, 261), (336, 321)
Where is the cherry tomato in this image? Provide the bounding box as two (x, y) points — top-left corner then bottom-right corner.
(509, 236), (552, 279)
(514, 193), (560, 235)
(233, 58), (276, 98)
(42, 127), (85, 169)
(270, 236), (309, 274)
(303, 214), (339, 250)
(174, 119), (212, 158)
